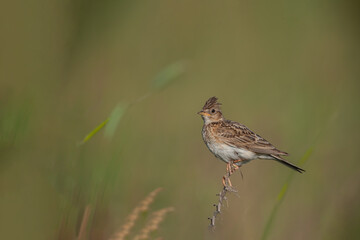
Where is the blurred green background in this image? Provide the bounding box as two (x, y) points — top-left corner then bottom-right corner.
(1, 0), (359, 239)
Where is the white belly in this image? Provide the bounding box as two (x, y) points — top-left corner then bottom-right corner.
(206, 141), (257, 163)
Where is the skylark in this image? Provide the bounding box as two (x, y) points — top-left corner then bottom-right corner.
(198, 97), (305, 178)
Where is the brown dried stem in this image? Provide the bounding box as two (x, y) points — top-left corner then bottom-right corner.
(208, 161), (239, 229)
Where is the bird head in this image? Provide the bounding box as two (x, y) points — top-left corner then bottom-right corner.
(198, 96), (224, 124)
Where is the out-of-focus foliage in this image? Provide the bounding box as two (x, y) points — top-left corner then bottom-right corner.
(0, 0), (359, 240)
(261, 147), (313, 240)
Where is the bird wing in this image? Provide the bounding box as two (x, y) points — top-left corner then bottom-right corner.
(215, 120), (288, 156)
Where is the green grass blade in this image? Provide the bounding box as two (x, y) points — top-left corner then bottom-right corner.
(79, 103), (128, 144)
(261, 147), (313, 240)
(152, 61), (186, 90)
(104, 103), (128, 139)
(80, 119), (109, 144)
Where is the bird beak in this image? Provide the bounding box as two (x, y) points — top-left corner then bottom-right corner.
(197, 111), (210, 116)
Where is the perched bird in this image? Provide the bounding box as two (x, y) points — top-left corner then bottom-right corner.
(198, 97), (305, 175)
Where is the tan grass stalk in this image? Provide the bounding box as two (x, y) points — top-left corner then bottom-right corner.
(133, 207), (174, 240)
(78, 205), (92, 240)
(110, 188), (162, 240)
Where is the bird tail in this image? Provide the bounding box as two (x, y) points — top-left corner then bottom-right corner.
(271, 155), (305, 173)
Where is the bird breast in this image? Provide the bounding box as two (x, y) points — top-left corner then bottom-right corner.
(202, 126), (257, 162)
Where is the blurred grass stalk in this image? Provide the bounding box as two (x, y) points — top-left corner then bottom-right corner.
(260, 148), (313, 240)
(261, 110), (337, 240)
(80, 61), (185, 144)
(77, 205), (92, 240)
(74, 61), (184, 239)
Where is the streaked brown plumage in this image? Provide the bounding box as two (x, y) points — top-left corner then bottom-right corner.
(198, 96), (305, 173)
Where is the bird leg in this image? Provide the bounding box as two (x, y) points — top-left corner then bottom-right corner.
(222, 176), (228, 187)
(231, 159), (243, 177)
(226, 161), (231, 173)
(222, 160), (243, 187)
(226, 176), (233, 187)
(222, 162), (231, 187)
(232, 159), (242, 164)
(232, 163), (239, 172)
(222, 176), (233, 188)
(223, 161), (238, 187)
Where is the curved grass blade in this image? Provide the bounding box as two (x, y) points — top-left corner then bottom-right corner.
(261, 147), (313, 240)
(79, 103), (128, 144)
(104, 103), (128, 139)
(79, 61), (185, 145)
(152, 61), (186, 90)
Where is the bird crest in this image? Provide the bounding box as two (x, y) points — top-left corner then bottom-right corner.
(202, 96), (222, 110)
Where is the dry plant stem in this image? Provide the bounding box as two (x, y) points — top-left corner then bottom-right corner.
(209, 161), (239, 229)
(110, 188), (162, 240)
(133, 207), (174, 240)
(78, 205), (92, 240)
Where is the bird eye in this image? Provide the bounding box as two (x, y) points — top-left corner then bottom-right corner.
(211, 109), (216, 113)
